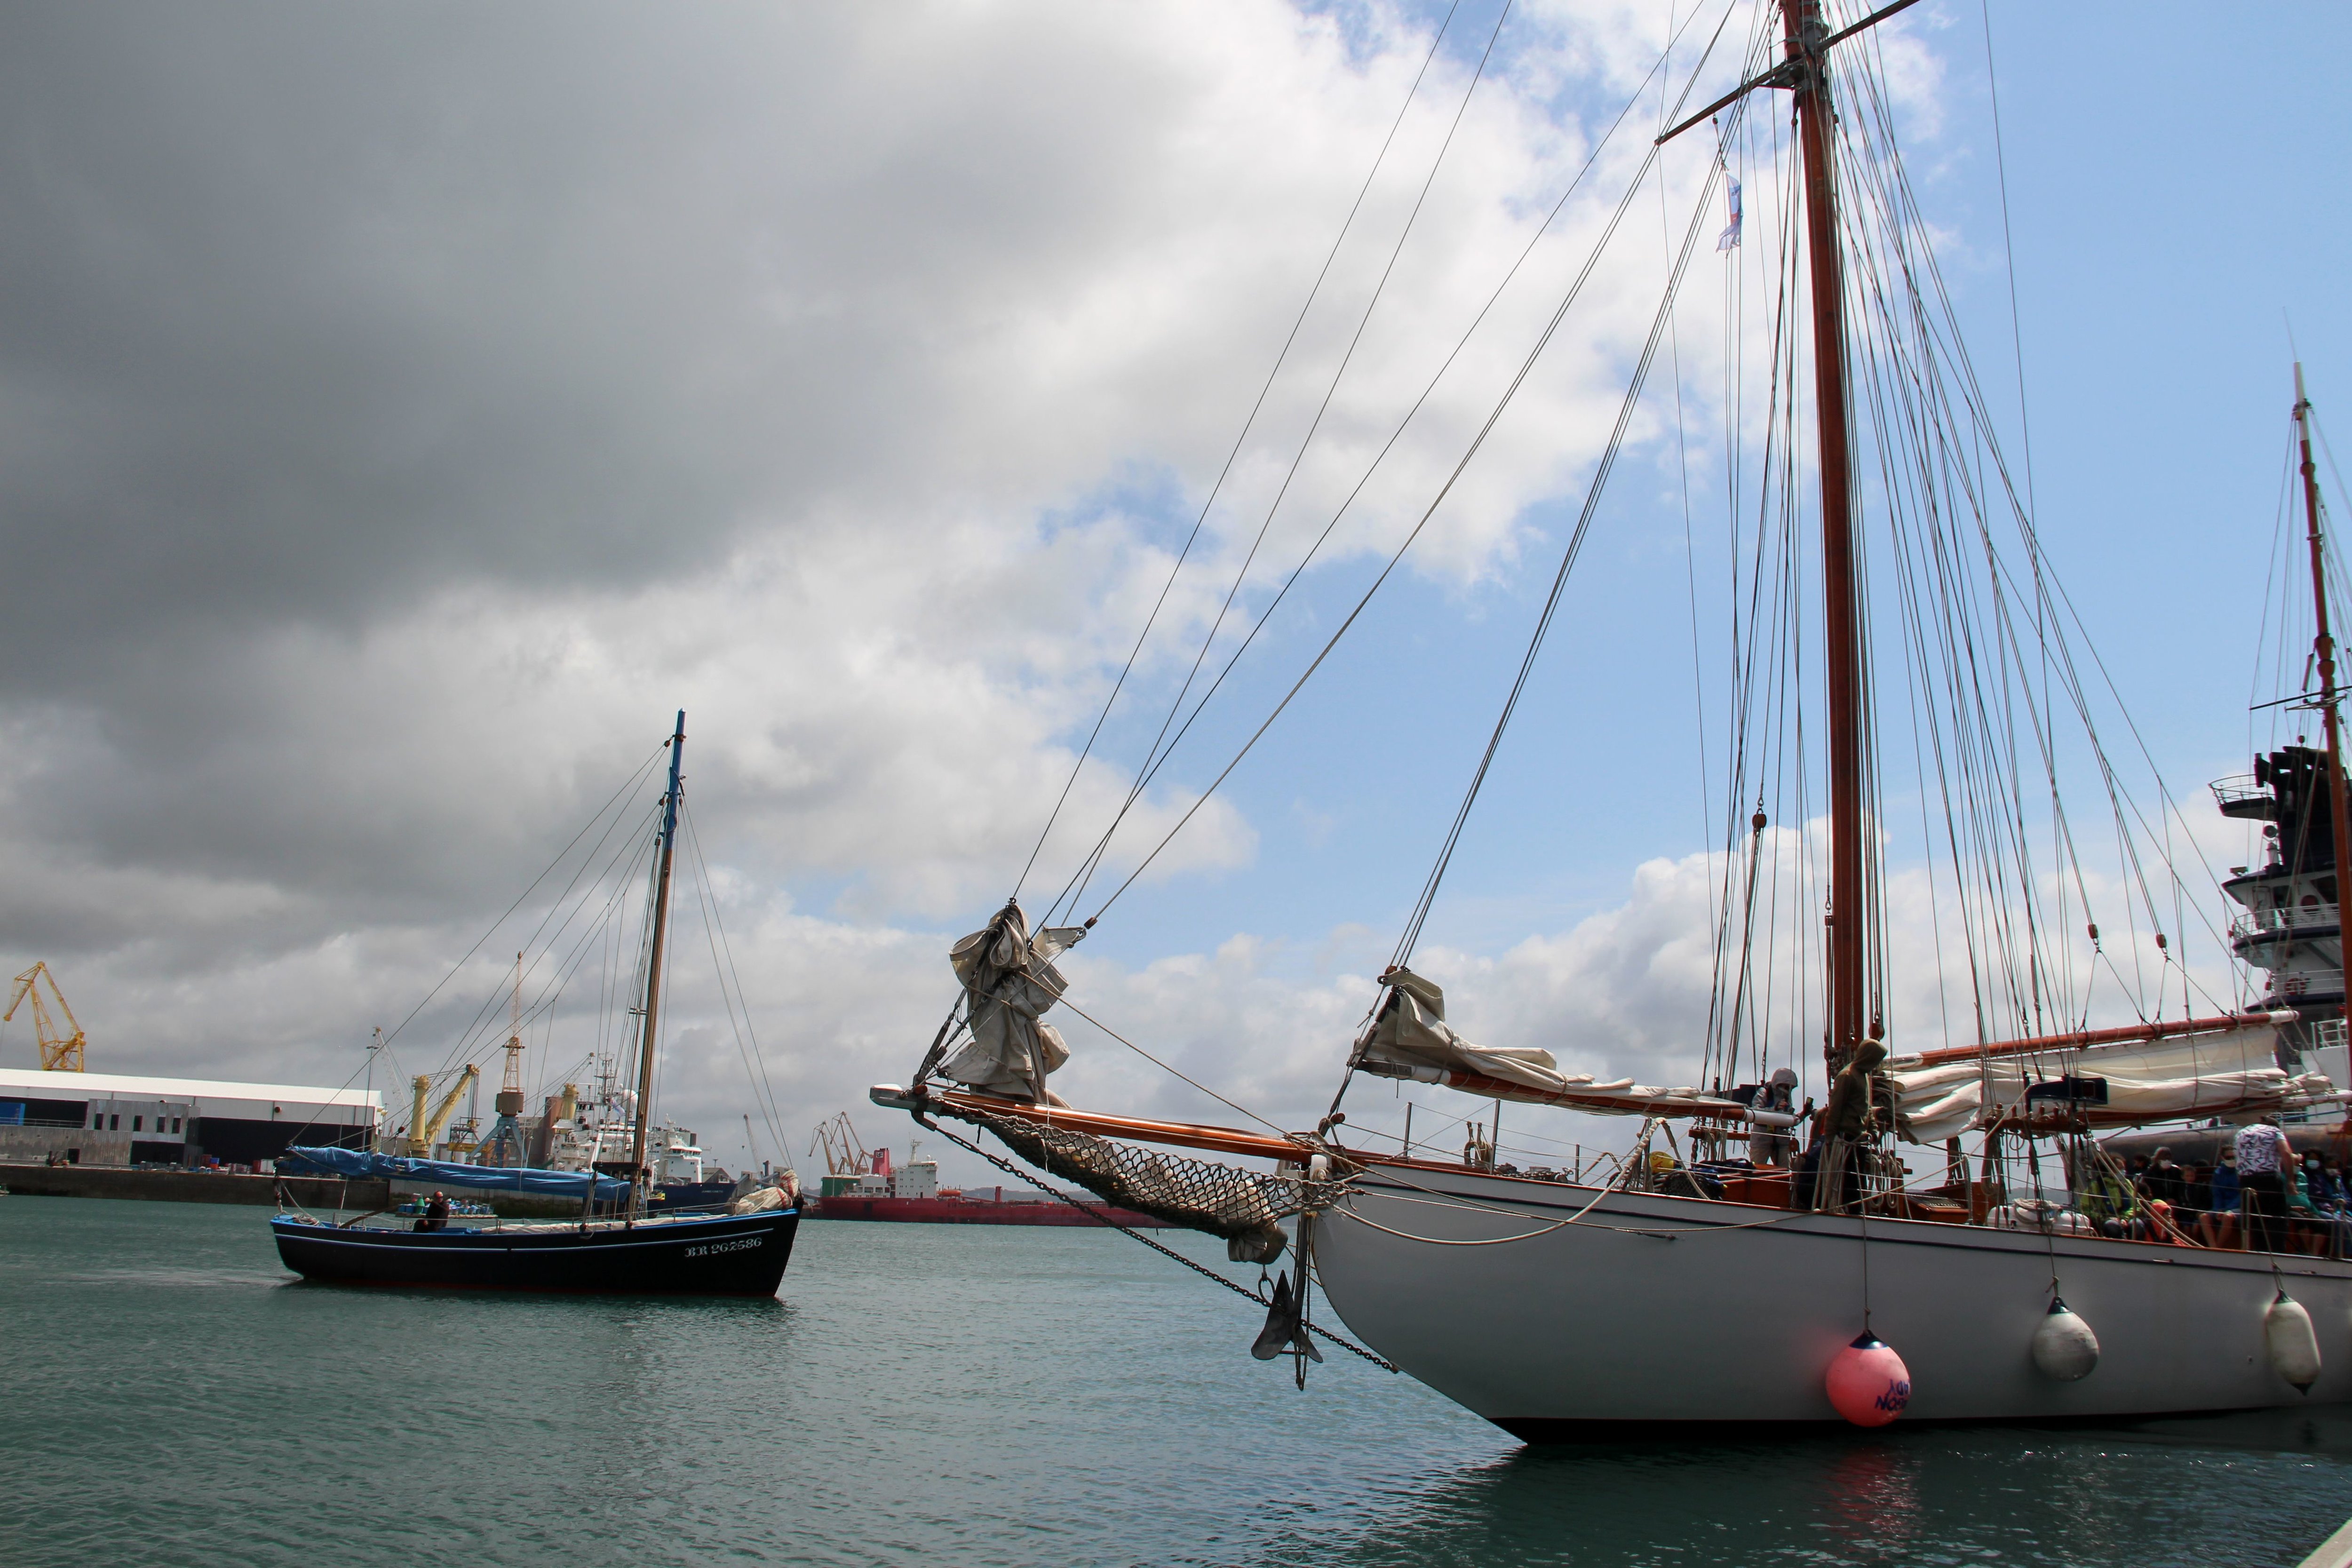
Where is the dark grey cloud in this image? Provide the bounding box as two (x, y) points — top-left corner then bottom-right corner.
(0, 2), (1213, 696)
(0, 0), (1696, 1153)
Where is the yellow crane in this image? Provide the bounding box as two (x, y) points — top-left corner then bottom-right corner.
(4, 963), (88, 1072)
(407, 1064), (480, 1157)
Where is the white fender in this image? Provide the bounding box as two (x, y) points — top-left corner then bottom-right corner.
(2265, 1290), (2322, 1393)
(2031, 1297), (2100, 1381)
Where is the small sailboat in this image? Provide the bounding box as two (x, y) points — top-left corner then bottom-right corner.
(875, 0), (2352, 1429)
(273, 714), (800, 1296)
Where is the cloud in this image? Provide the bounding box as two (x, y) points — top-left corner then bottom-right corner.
(0, 2), (2052, 1192)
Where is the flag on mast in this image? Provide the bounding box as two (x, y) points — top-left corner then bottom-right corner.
(1715, 117), (1741, 252)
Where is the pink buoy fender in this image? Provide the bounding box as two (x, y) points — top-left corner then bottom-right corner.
(1826, 1333), (1912, 1427)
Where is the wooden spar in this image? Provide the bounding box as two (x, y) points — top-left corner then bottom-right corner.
(1892, 1010), (2296, 1071)
(923, 1088), (1308, 1163)
(627, 711), (686, 1218)
(1788, 0), (1870, 1073)
(2296, 365), (2352, 965)
(1416, 1066), (1749, 1120)
(921, 1074), (1749, 1170)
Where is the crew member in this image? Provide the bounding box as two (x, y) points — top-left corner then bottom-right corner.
(2236, 1114), (2292, 1253)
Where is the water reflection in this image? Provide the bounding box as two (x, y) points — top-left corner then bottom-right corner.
(1242, 1416), (2352, 1568)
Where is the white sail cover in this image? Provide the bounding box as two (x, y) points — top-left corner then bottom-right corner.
(1361, 968), (1714, 1114)
(1890, 1025), (2344, 1143)
(942, 903), (1087, 1104)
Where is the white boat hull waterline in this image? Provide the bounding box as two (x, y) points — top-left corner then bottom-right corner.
(1310, 1165), (2352, 1435)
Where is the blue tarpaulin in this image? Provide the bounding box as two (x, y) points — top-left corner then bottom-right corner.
(286, 1146), (631, 1200)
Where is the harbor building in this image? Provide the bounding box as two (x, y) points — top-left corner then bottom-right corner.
(0, 1067), (380, 1169)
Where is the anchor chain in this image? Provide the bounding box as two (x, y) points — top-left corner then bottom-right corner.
(916, 1114), (1397, 1373)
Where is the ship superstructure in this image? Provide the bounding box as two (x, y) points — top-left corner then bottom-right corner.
(2220, 749), (2350, 1071)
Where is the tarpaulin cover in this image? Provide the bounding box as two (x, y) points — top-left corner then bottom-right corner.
(942, 902), (1084, 1103)
(1359, 968), (1726, 1115)
(287, 1146), (630, 1199)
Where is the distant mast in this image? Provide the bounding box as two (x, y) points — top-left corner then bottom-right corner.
(628, 711), (687, 1218)
(2295, 367), (2352, 939)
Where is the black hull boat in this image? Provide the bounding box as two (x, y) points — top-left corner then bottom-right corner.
(274, 714), (806, 1299)
(270, 1206), (800, 1295)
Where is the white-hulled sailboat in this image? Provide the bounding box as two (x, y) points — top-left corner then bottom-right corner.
(877, 0), (2352, 1432)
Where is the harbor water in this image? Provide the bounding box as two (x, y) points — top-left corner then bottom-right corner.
(9, 1196), (2352, 1567)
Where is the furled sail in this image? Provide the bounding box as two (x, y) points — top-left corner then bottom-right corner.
(942, 902), (1087, 1103)
(287, 1146), (633, 1199)
(1889, 1025), (2344, 1143)
(1358, 968), (1735, 1117)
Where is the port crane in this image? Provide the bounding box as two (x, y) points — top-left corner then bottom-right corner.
(808, 1112), (874, 1177)
(407, 1064), (481, 1157)
(4, 963), (88, 1071)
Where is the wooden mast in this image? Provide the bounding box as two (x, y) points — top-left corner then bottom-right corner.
(2295, 367), (2352, 1006)
(1788, 0), (1869, 1071)
(628, 711), (687, 1220)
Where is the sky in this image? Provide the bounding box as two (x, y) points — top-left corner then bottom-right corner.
(0, 0), (2346, 1184)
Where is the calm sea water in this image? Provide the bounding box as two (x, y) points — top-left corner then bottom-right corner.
(6, 1196), (2352, 1567)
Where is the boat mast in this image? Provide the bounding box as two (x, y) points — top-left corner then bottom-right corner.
(628, 711), (687, 1218)
(2295, 367), (2352, 965)
(1788, 0), (1869, 1070)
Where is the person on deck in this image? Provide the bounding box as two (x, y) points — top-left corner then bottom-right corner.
(2236, 1115), (2293, 1252)
(2139, 1147), (2187, 1210)
(2077, 1159), (2143, 1239)
(2292, 1151), (2343, 1256)
(2197, 1149), (2241, 1250)
(2319, 1156), (2352, 1259)
(2183, 1159), (2215, 1218)
(419, 1190), (452, 1233)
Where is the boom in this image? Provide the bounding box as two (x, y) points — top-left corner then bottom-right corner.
(4, 962), (88, 1072)
(407, 1064), (481, 1157)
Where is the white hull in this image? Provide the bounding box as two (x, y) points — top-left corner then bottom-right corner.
(1311, 1164), (2352, 1436)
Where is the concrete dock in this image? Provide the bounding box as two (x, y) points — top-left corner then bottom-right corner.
(0, 1162), (390, 1208)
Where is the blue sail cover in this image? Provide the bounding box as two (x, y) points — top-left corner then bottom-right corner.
(287, 1146), (631, 1200)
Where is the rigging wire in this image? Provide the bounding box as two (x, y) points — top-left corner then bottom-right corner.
(1059, 0), (1522, 923)
(1010, 0), (1470, 904)
(1393, 151), (1727, 969)
(680, 799), (795, 1165)
(1038, 0), (1743, 929)
(1081, 11), (1744, 927)
(380, 740), (666, 1054)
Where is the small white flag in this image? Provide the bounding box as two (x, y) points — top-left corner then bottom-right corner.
(1717, 173), (1742, 252)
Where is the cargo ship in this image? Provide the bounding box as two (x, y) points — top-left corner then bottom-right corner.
(805, 1118), (1171, 1228)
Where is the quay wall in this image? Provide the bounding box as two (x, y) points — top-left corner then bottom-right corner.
(0, 1162), (390, 1208)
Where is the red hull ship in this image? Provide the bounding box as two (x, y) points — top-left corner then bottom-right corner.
(810, 1186), (1174, 1228)
(805, 1117), (1174, 1228)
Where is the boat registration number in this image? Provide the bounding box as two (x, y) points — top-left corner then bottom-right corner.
(684, 1237), (761, 1257)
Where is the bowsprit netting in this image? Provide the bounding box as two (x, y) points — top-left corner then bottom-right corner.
(939, 1099), (1309, 1264)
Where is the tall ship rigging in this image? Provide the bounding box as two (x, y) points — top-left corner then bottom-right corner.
(874, 0), (2352, 1430)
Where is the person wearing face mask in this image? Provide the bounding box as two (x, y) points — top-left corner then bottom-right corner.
(2299, 1151), (2347, 1257)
